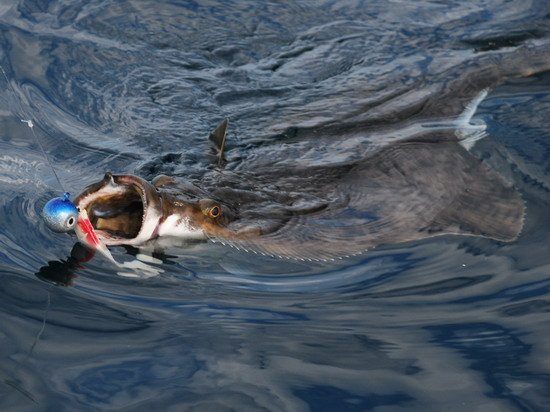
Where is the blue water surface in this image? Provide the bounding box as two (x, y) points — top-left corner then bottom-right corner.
(0, 1), (549, 411)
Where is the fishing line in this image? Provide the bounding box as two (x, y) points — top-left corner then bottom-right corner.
(0, 64), (66, 193)
(0, 287), (50, 406)
(29, 289), (50, 355)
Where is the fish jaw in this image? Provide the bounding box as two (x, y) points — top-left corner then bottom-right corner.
(155, 213), (206, 240)
(74, 173), (164, 246)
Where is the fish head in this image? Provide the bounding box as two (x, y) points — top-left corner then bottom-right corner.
(74, 172), (234, 246)
(156, 196), (233, 240)
(74, 172), (164, 246)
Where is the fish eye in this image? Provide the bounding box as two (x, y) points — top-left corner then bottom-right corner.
(209, 205), (221, 218)
(199, 199), (222, 219)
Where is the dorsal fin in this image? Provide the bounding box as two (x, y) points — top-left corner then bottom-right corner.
(208, 118), (228, 167)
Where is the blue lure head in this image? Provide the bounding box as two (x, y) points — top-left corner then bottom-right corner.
(43, 192), (79, 233)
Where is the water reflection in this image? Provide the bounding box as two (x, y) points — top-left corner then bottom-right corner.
(428, 323), (549, 410)
(35, 243), (93, 286)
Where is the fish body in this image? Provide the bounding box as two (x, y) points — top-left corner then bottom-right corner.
(72, 131), (524, 261)
(69, 44), (550, 261)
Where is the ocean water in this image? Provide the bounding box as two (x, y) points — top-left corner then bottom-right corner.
(1, 1), (549, 410)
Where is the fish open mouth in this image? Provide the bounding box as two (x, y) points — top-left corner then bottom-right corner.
(74, 174), (161, 245)
(87, 189), (143, 239)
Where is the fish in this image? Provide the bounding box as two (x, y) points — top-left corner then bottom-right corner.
(73, 129), (524, 261)
(73, 112), (523, 261)
(72, 44), (549, 261)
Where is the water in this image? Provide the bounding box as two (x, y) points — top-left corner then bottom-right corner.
(1, 1), (549, 410)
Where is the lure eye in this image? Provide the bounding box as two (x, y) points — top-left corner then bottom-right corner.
(66, 216), (77, 230)
(43, 193), (79, 233)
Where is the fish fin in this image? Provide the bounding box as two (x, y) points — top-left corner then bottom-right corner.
(208, 211), (372, 262)
(456, 88), (488, 127)
(209, 233), (343, 262)
(456, 88), (488, 150)
(426, 166), (525, 241)
(208, 118), (229, 167)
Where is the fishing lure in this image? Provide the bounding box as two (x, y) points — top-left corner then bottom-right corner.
(1, 64), (119, 266)
(43, 193), (118, 265)
(42, 192), (78, 233)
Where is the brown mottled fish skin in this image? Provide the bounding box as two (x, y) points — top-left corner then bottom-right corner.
(201, 132), (524, 261)
(72, 131), (524, 261)
(150, 175), (243, 239)
(72, 43), (550, 260)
